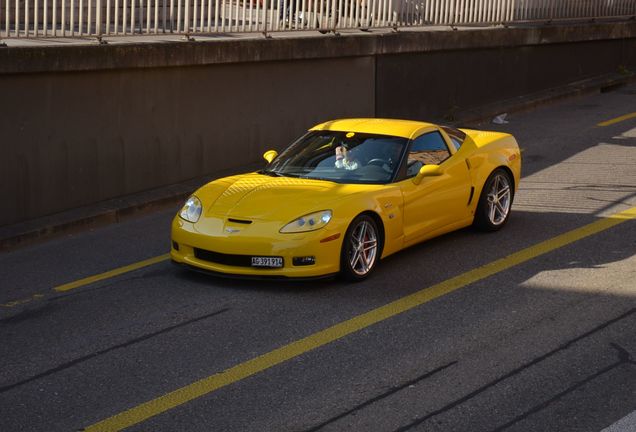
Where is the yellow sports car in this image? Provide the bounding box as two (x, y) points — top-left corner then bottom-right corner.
(171, 118), (521, 280)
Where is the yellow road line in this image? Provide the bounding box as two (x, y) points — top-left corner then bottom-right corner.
(1, 293), (45, 308)
(53, 254), (170, 293)
(85, 206), (636, 432)
(597, 112), (636, 127)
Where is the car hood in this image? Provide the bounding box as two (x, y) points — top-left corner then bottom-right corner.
(197, 173), (365, 222)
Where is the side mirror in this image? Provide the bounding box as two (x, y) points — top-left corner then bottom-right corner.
(263, 150), (278, 163)
(413, 164), (442, 184)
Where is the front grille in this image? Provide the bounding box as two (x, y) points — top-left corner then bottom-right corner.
(194, 248), (283, 268)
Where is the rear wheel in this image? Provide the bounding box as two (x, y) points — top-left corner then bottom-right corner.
(474, 169), (513, 231)
(340, 214), (380, 281)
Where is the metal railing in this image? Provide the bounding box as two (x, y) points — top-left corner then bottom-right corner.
(1, 0), (635, 38)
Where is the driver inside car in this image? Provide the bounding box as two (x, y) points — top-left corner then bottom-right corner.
(334, 144), (359, 170)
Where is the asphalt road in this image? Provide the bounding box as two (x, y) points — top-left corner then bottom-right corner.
(1, 84), (635, 432)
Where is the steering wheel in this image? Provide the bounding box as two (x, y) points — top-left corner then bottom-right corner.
(367, 158), (390, 167)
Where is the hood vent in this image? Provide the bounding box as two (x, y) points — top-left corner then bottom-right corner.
(228, 218), (253, 224)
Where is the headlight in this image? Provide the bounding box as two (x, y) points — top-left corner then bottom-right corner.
(179, 195), (202, 223)
(280, 210), (332, 233)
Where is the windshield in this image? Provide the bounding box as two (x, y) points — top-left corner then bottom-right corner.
(262, 131), (408, 184)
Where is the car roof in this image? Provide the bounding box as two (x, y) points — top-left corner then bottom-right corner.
(310, 118), (437, 139)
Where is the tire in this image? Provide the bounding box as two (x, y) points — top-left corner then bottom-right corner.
(340, 214), (381, 281)
(473, 168), (514, 232)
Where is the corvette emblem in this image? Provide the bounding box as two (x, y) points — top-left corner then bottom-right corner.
(225, 228), (240, 233)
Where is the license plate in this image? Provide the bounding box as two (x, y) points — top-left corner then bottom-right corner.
(251, 256), (283, 268)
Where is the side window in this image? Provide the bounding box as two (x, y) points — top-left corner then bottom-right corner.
(406, 131), (451, 177)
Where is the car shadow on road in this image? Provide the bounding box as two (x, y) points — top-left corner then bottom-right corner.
(172, 264), (346, 293)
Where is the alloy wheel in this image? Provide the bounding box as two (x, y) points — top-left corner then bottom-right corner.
(486, 173), (511, 226)
(348, 220), (378, 276)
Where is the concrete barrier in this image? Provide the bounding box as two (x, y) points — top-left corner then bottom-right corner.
(1, 22), (635, 226)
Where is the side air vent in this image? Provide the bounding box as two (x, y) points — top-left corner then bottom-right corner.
(467, 186), (475, 205)
(228, 218), (253, 224)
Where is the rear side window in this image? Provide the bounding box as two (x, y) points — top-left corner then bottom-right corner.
(448, 136), (462, 151)
(406, 131), (451, 177)
(441, 126), (466, 151)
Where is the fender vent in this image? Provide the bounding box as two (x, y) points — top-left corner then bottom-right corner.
(467, 186), (475, 206)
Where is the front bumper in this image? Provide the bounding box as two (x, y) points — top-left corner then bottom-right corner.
(170, 216), (344, 278)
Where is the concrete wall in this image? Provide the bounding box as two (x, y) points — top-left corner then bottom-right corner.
(0, 58), (375, 225)
(376, 38), (636, 120)
(1, 22), (635, 226)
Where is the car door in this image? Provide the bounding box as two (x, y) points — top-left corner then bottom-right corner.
(398, 130), (472, 245)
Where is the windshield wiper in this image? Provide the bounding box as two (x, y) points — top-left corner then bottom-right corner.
(259, 169), (283, 177)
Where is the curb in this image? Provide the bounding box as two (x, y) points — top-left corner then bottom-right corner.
(451, 71), (636, 127)
(1, 71), (634, 252)
(0, 163), (261, 252)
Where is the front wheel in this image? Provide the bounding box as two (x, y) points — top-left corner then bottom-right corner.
(473, 169), (513, 231)
(340, 214), (380, 281)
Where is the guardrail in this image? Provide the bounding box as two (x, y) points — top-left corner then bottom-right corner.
(1, 0), (635, 38)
